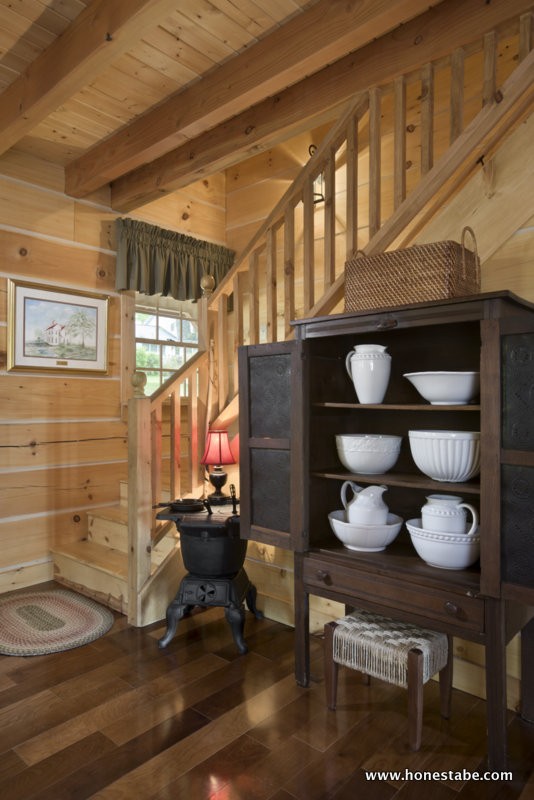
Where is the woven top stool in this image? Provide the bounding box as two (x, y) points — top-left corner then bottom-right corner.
(324, 610), (453, 751)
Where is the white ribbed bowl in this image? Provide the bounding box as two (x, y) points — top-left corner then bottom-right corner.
(406, 518), (480, 569)
(408, 430), (480, 482)
(328, 510), (403, 551)
(335, 434), (402, 475)
(403, 371), (480, 405)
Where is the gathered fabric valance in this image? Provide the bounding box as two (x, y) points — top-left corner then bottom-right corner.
(115, 218), (235, 301)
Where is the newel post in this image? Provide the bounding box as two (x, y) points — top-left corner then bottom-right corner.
(127, 371), (153, 625)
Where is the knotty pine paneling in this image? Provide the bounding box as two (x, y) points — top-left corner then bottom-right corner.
(135, 186), (227, 245)
(0, 374), (122, 420)
(0, 148), (65, 192)
(0, 421), (127, 469)
(0, 461), (128, 519)
(0, 510), (87, 571)
(0, 177), (76, 240)
(0, 232), (116, 298)
(0, 152), (226, 591)
(483, 226), (534, 302)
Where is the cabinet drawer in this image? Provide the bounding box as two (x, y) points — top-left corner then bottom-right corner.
(303, 555), (484, 635)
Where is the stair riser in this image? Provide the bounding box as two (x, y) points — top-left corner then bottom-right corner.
(53, 553), (127, 614)
(88, 516), (128, 552)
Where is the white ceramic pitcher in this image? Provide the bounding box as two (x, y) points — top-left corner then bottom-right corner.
(341, 481), (389, 525)
(345, 344), (391, 404)
(421, 494), (478, 535)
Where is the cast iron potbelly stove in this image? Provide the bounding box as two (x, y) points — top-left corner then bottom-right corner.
(156, 495), (263, 654)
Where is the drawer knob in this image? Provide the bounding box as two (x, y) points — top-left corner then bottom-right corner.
(316, 569), (331, 584)
(444, 601), (461, 617)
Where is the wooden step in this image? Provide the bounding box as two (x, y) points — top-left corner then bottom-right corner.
(52, 540), (128, 614)
(52, 515), (180, 617)
(87, 505), (128, 551)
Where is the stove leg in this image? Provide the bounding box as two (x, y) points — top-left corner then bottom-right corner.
(158, 601), (194, 649)
(245, 583), (264, 619)
(225, 603), (247, 654)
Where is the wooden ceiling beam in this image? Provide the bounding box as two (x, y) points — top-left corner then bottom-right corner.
(110, 0), (533, 212)
(0, 0), (183, 157)
(65, 0), (444, 197)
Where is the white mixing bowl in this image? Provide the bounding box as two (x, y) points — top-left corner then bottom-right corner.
(408, 430), (480, 482)
(404, 371), (480, 405)
(328, 510), (403, 551)
(335, 434), (402, 475)
(406, 518), (480, 569)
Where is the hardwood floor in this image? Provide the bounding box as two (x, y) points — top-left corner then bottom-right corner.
(0, 585), (533, 799)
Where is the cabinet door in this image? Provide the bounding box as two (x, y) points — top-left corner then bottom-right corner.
(499, 318), (534, 600)
(238, 341), (305, 551)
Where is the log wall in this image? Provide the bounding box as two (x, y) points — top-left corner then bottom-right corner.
(0, 147), (226, 592)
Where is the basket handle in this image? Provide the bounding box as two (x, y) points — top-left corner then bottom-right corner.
(461, 226), (479, 282)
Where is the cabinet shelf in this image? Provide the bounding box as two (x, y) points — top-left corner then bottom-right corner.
(314, 469), (481, 494)
(314, 402), (481, 411)
(309, 540), (481, 589)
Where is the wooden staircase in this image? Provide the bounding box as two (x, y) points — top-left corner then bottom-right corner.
(51, 480), (184, 621)
(50, 9), (534, 626)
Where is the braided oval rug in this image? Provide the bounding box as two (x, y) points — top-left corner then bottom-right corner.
(0, 588), (114, 656)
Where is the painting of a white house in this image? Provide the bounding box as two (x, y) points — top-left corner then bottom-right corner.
(8, 280), (108, 373)
(24, 298), (98, 361)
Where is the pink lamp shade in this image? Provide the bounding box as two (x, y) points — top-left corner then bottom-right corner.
(201, 429), (236, 466)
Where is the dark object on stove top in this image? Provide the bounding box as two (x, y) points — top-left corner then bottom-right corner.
(154, 498), (206, 515)
(178, 512), (246, 576)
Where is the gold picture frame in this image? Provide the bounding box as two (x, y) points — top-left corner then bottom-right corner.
(7, 279), (109, 374)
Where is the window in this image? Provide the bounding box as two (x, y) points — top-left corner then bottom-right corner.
(135, 294), (198, 394)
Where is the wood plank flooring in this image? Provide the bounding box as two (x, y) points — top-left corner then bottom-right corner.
(0, 583), (533, 799)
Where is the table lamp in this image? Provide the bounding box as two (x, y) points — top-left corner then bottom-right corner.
(201, 429), (236, 504)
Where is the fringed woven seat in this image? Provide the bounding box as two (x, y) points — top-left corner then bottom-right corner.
(324, 610), (453, 750)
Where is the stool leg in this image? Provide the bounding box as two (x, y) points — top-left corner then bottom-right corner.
(407, 648), (424, 751)
(324, 621), (339, 710)
(439, 635), (454, 719)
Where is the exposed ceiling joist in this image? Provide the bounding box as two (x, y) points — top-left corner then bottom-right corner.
(110, 0), (532, 212)
(0, 0), (184, 157)
(65, 0), (444, 198)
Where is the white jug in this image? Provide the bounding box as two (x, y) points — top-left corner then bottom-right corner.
(422, 494), (478, 535)
(345, 344), (391, 404)
(341, 481), (389, 525)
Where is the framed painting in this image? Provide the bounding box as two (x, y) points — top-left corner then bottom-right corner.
(7, 280), (109, 374)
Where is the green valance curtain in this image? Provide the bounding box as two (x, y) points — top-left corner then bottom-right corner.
(115, 218), (235, 301)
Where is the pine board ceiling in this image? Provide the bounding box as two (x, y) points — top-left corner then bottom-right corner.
(1, 0), (506, 211)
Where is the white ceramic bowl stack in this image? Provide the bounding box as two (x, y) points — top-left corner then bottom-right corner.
(406, 519), (480, 570)
(335, 434), (402, 475)
(408, 430), (480, 482)
(328, 510), (403, 552)
(404, 371), (480, 405)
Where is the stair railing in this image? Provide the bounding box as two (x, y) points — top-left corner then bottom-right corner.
(204, 10), (533, 422)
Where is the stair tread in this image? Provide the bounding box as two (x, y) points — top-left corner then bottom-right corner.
(52, 540), (127, 578)
(88, 505), (128, 524)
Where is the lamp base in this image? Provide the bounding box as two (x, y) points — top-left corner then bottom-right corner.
(207, 466), (232, 504)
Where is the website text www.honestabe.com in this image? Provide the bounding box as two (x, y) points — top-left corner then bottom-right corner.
(365, 768), (513, 782)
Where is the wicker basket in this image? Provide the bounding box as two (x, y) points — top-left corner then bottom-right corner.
(344, 227), (480, 312)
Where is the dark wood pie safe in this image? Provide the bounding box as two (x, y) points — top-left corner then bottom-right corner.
(238, 292), (534, 770)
